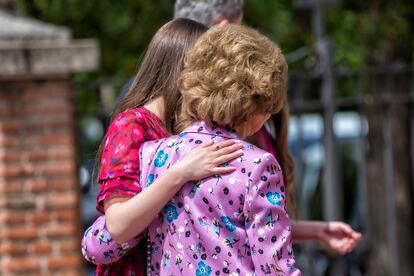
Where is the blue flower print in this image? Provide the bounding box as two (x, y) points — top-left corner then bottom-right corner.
(220, 216), (236, 232)
(178, 132), (188, 137)
(163, 204), (178, 223)
(266, 191), (281, 206)
(154, 150), (169, 167)
(98, 230), (112, 244)
(196, 261), (212, 276)
(146, 174), (155, 187)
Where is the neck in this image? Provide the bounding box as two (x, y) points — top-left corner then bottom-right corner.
(144, 96), (165, 124)
(234, 125), (247, 139)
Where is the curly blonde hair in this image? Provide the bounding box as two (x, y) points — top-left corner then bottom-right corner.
(177, 24), (288, 131)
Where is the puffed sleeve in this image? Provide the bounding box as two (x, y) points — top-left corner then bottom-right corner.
(81, 215), (144, 265)
(243, 152), (301, 275)
(96, 109), (146, 213)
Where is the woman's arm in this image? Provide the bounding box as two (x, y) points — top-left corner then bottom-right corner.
(292, 220), (362, 254)
(82, 215), (141, 265)
(105, 139), (243, 243)
(82, 170), (189, 265)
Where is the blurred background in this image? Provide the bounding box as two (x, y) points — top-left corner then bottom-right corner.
(0, 0), (413, 275)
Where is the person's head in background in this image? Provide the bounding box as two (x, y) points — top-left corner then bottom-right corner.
(174, 0), (243, 27)
(114, 18), (207, 134)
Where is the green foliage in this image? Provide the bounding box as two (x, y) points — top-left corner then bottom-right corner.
(244, 0), (311, 70)
(17, 0), (414, 82)
(325, 0), (414, 66)
(17, 0), (174, 82)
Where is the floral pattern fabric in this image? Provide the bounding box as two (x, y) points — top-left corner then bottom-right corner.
(140, 121), (300, 275)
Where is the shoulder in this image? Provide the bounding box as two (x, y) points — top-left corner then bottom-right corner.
(105, 107), (150, 142)
(235, 140), (281, 178)
(141, 134), (184, 157)
(110, 107), (148, 128)
(240, 140), (278, 164)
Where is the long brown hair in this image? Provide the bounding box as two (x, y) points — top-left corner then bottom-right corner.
(96, 18), (207, 173)
(115, 18), (207, 132)
(273, 105), (296, 216)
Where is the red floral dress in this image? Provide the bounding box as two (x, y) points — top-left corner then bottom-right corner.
(95, 106), (168, 276)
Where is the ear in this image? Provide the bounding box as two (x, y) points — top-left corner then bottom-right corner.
(217, 19), (229, 26)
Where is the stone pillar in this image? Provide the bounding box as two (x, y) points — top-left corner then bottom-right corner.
(0, 9), (99, 275)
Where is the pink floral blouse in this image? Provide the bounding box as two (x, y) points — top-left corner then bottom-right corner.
(83, 121), (300, 275)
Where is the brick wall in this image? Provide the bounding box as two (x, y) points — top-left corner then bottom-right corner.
(0, 76), (83, 275)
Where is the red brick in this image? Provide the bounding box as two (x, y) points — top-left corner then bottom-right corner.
(46, 254), (81, 270)
(38, 134), (74, 146)
(4, 196), (36, 210)
(0, 137), (22, 147)
(0, 163), (35, 178)
(1, 257), (40, 273)
(1, 226), (38, 240)
(58, 239), (79, 253)
(0, 166), (23, 178)
(0, 243), (27, 255)
(0, 151), (21, 162)
(22, 90), (43, 101)
(40, 105), (74, 115)
(39, 87), (72, 98)
(0, 121), (22, 132)
(0, 107), (12, 116)
(49, 119), (75, 129)
(0, 211), (26, 224)
(49, 178), (77, 191)
(32, 241), (52, 254)
(25, 151), (49, 162)
(45, 223), (78, 238)
(0, 80), (81, 274)
(52, 147), (76, 160)
(25, 115), (73, 130)
(1, 90), (15, 98)
(46, 192), (78, 209)
(40, 162), (75, 176)
(59, 268), (84, 276)
(29, 211), (50, 224)
(18, 105), (33, 115)
(19, 102), (72, 116)
(0, 180), (24, 193)
(53, 209), (78, 222)
(27, 179), (49, 193)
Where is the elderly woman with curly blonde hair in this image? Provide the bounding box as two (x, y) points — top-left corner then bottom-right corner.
(136, 24), (301, 275)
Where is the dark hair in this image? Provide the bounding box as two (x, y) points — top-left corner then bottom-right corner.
(96, 18), (207, 172)
(115, 18), (207, 132)
(174, 0), (244, 27)
(273, 105), (296, 217)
